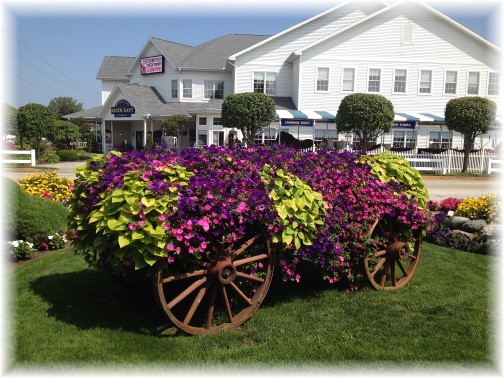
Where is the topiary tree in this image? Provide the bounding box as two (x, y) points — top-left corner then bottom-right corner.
(48, 120), (82, 149)
(221, 92), (276, 147)
(445, 96), (496, 172)
(335, 93), (394, 152)
(17, 103), (55, 156)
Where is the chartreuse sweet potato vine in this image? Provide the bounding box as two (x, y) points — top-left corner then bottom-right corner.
(260, 164), (327, 251)
(361, 150), (429, 209)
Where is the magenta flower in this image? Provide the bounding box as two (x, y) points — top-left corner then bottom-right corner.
(129, 223), (136, 231)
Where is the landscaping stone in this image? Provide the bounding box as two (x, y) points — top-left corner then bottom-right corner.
(461, 219), (488, 233)
(480, 224), (502, 239)
(445, 229), (476, 241)
(446, 216), (470, 229)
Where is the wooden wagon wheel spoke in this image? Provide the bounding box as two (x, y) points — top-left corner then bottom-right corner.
(364, 218), (423, 291)
(152, 230), (274, 335)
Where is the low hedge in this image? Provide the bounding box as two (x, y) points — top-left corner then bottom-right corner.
(4, 178), (69, 242)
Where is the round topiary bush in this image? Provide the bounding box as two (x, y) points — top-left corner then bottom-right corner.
(57, 149), (80, 161)
(69, 146), (427, 289)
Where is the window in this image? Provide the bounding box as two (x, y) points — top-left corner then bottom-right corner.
(444, 71), (457, 94)
(171, 80), (178, 98)
(213, 117), (222, 126)
(368, 69), (381, 92)
(183, 79), (192, 98)
(342, 68), (355, 92)
(204, 80), (224, 99)
(316, 67), (329, 92)
(393, 130), (416, 148)
(419, 70), (432, 94)
(488, 72), (499, 96)
(429, 131), (452, 149)
(467, 72), (480, 95)
(196, 130), (208, 147)
(212, 131), (225, 146)
(253, 72), (277, 95)
(393, 69), (407, 93)
(198, 117), (207, 126)
(401, 21), (415, 45)
(255, 127), (278, 145)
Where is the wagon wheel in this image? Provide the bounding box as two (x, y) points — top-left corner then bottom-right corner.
(152, 230), (273, 335)
(363, 218), (422, 290)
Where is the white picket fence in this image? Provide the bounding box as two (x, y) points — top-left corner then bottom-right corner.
(1, 149), (36, 166)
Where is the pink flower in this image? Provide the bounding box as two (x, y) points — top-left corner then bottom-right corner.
(158, 215), (166, 221)
(198, 217), (210, 232)
(167, 244), (175, 251)
(129, 223), (136, 231)
(138, 220), (145, 227)
(167, 256), (175, 264)
(295, 274), (301, 283)
(236, 202), (246, 213)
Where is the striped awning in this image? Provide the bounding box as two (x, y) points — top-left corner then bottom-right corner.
(274, 109), (445, 123)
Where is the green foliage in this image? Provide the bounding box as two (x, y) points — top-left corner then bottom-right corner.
(4, 103), (18, 136)
(4, 177), (69, 243)
(57, 149), (80, 161)
(48, 96), (83, 119)
(445, 97), (496, 172)
(16, 103), (55, 154)
(39, 149), (61, 163)
(221, 92), (276, 147)
(362, 150), (429, 209)
(49, 120), (82, 147)
(7, 240), (36, 260)
(69, 153), (194, 270)
(335, 93), (394, 151)
(161, 114), (188, 136)
(260, 164), (327, 251)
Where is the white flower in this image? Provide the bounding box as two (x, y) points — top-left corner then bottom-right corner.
(447, 210), (455, 217)
(48, 235), (54, 240)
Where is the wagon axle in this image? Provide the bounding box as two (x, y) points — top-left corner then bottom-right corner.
(210, 258), (237, 285)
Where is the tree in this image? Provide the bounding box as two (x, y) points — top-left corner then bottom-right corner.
(48, 96), (83, 119)
(445, 96), (496, 172)
(3, 103), (18, 137)
(17, 103), (55, 156)
(48, 120), (82, 148)
(221, 92), (276, 147)
(335, 93), (394, 152)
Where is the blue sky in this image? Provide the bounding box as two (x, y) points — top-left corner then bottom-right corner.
(1, 0), (502, 110)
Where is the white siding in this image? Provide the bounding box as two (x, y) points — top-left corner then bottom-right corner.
(296, 6), (500, 112)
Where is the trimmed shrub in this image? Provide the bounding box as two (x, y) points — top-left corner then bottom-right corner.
(57, 149), (80, 161)
(4, 178), (69, 243)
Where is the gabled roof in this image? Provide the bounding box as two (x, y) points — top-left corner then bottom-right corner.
(65, 106), (103, 120)
(96, 56), (135, 80)
(228, 0), (388, 60)
(289, 0), (501, 60)
(177, 34), (270, 70)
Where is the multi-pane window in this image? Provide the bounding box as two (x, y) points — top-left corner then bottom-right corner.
(212, 131), (225, 146)
(393, 130), (416, 148)
(429, 131), (452, 149)
(393, 69), (407, 93)
(488, 72), (499, 96)
(342, 68), (355, 91)
(444, 71), (457, 94)
(316, 67), (329, 91)
(196, 130), (208, 147)
(255, 127), (278, 145)
(204, 80), (224, 99)
(419, 70), (432, 94)
(253, 72), (277, 95)
(182, 79), (192, 98)
(213, 117), (222, 126)
(171, 79), (178, 98)
(368, 68), (381, 92)
(198, 117), (207, 126)
(467, 72), (480, 95)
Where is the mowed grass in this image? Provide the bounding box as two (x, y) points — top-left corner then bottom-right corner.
(6, 243), (497, 374)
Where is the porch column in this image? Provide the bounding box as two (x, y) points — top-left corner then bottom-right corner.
(101, 121), (106, 153)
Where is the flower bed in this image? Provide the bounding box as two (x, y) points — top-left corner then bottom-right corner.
(69, 145), (427, 290)
(18, 171), (73, 203)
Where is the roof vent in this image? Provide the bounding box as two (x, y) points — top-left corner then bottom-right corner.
(401, 21), (415, 45)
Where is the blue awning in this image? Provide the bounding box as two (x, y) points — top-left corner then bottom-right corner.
(274, 109), (445, 123)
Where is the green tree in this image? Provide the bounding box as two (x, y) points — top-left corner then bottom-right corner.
(48, 96), (83, 119)
(335, 93), (394, 152)
(4, 103), (18, 137)
(17, 103), (55, 156)
(48, 120), (82, 148)
(445, 96), (496, 172)
(221, 92), (276, 147)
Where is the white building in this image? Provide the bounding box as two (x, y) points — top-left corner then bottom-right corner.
(67, 0), (501, 153)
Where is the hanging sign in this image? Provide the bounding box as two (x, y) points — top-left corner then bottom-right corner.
(281, 119), (314, 127)
(111, 100), (135, 117)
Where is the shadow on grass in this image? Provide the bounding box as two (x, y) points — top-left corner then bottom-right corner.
(30, 269), (167, 335)
(28, 261), (347, 336)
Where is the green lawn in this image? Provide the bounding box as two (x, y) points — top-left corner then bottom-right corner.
(6, 243), (497, 374)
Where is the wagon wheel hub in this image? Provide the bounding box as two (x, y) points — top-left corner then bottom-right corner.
(387, 241), (410, 260)
(209, 257), (237, 285)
